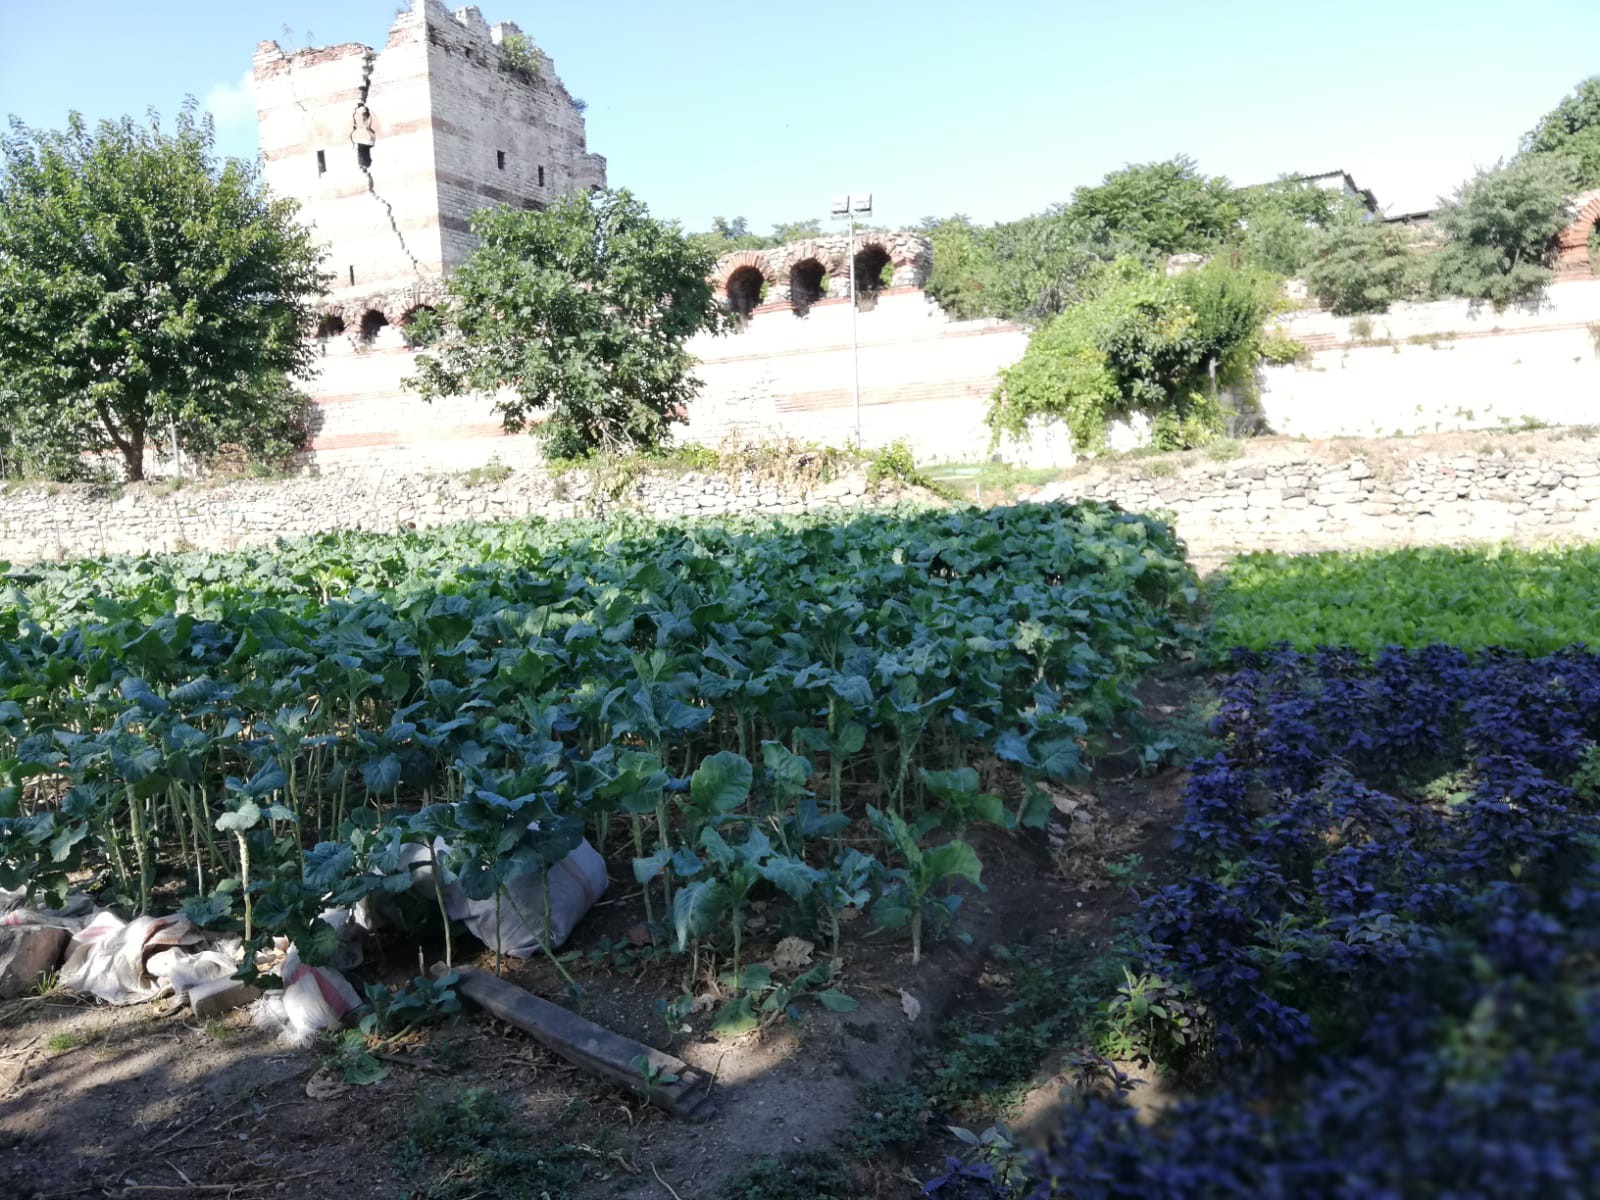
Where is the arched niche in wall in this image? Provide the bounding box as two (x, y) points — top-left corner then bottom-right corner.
(789, 258), (826, 316)
(852, 243), (892, 309)
(725, 265), (766, 320)
(358, 309), (390, 343)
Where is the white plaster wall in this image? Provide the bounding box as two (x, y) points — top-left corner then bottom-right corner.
(292, 280), (1600, 476)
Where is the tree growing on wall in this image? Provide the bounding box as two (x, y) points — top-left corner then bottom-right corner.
(1303, 214), (1422, 315)
(409, 189), (726, 459)
(1429, 156), (1573, 308)
(0, 106), (324, 481)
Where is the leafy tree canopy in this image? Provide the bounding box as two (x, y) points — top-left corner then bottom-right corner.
(1303, 213), (1422, 315)
(1067, 156), (1241, 257)
(0, 105), (324, 481)
(1234, 179), (1370, 277)
(409, 188), (726, 460)
(1523, 76), (1600, 189)
(689, 215), (826, 258)
(1429, 156), (1573, 308)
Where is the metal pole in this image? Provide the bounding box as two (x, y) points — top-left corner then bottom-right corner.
(848, 211), (861, 449)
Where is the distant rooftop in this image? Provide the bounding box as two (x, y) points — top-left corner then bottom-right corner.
(1242, 169), (1379, 215)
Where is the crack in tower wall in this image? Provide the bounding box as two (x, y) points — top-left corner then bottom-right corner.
(350, 50), (425, 280)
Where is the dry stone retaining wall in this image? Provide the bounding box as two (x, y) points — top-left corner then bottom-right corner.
(7, 434), (1599, 566)
(1037, 435), (1600, 557)
(0, 465), (911, 563)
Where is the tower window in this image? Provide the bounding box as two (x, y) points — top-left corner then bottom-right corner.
(497, 150), (506, 170)
(357, 143), (372, 169)
(538, 166), (545, 187)
(316, 149), (326, 176)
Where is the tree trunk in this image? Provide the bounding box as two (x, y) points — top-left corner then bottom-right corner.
(94, 398), (145, 482)
(123, 436), (145, 482)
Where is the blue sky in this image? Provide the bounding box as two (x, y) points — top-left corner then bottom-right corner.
(2, 0), (1596, 232)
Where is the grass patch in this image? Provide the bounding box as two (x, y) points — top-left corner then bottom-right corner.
(848, 939), (1123, 1164)
(850, 1080), (933, 1159)
(393, 1087), (581, 1200)
(920, 459), (1069, 503)
(714, 1152), (857, 1200)
(1209, 545), (1600, 655)
(45, 1030), (86, 1054)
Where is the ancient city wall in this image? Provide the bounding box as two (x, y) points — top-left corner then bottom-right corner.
(290, 277), (1600, 476)
(1256, 277), (1600, 439)
(254, 0), (602, 326)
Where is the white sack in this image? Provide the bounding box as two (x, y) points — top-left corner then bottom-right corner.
(250, 946), (361, 1047)
(460, 839), (608, 959)
(58, 913), (205, 1005)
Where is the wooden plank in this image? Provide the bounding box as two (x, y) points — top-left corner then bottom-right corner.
(448, 965), (716, 1121)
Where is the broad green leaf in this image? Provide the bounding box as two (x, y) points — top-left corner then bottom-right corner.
(690, 751), (753, 814)
(815, 988), (859, 1012)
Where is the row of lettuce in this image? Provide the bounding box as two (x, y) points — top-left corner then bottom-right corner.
(0, 504), (1195, 1021)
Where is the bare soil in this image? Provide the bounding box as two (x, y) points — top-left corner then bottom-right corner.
(0, 675), (1205, 1200)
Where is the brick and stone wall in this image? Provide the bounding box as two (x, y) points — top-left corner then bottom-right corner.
(0, 463), (918, 564)
(710, 231), (934, 311)
(1035, 431), (1600, 558)
(253, 0), (602, 328)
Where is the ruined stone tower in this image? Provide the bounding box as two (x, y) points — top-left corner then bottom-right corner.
(253, 0), (606, 330)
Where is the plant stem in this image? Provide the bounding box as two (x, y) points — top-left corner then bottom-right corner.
(429, 842), (453, 968)
(236, 832), (253, 943)
(125, 785), (151, 915)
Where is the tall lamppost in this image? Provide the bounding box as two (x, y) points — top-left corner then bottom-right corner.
(830, 192), (872, 449)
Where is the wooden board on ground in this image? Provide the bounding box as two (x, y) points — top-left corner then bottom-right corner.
(448, 965), (717, 1121)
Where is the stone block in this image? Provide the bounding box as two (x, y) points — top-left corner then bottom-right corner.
(0, 926), (70, 999)
(189, 977), (262, 1018)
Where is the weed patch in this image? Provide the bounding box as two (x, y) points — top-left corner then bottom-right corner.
(394, 1087), (581, 1200)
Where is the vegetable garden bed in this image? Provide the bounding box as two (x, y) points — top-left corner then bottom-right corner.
(0, 502), (1200, 1197)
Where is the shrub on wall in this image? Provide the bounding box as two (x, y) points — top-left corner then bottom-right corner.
(987, 259), (1277, 454)
(497, 33), (541, 82)
(1303, 215), (1422, 315)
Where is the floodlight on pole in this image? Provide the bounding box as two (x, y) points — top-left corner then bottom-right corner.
(830, 192), (873, 449)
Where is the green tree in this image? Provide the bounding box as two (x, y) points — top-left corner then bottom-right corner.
(1234, 180), (1368, 276)
(0, 106), (324, 481)
(922, 210), (1129, 323)
(1430, 156), (1573, 308)
(769, 218), (822, 244)
(1523, 76), (1600, 189)
(1303, 214), (1421, 315)
(409, 189), (726, 459)
(1068, 157), (1241, 257)
(1174, 257), (1282, 388)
